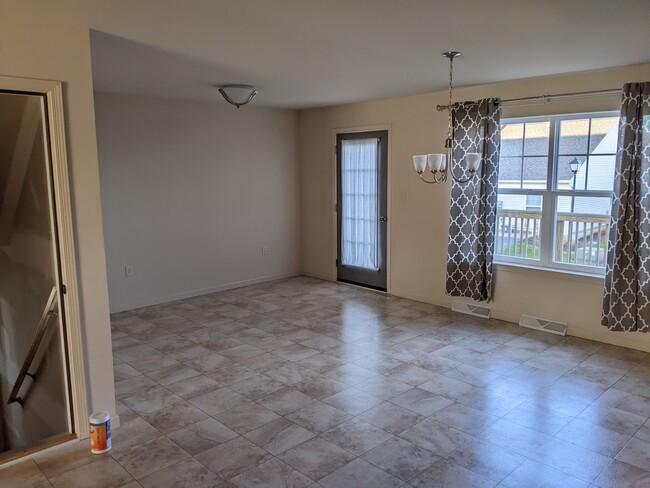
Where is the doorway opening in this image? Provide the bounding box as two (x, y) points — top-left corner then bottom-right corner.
(0, 89), (74, 460)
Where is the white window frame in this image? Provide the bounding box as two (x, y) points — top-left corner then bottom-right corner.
(495, 111), (618, 277)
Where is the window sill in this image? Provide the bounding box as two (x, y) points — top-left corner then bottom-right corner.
(493, 259), (605, 282)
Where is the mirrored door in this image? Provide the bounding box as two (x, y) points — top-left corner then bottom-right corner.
(0, 91), (71, 457)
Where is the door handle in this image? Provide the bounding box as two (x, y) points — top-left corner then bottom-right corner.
(379, 216), (387, 222)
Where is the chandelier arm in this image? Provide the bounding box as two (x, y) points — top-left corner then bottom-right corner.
(418, 171), (447, 184)
(449, 171), (477, 184)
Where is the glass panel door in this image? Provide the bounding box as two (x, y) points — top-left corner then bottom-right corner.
(336, 130), (388, 291)
(0, 92), (71, 456)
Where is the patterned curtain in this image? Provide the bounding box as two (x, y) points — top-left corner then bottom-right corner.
(602, 82), (650, 332)
(446, 99), (501, 302)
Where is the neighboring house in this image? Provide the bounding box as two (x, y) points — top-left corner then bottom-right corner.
(497, 117), (618, 215)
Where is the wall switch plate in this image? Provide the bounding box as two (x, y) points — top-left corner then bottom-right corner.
(262, 245), (269, 255)
(125, 265), (134, 277)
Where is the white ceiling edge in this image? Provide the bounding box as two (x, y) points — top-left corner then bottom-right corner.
(14, 0), (648, 109)
(92, 60), (650, 112)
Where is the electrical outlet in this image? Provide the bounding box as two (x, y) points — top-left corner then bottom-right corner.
(262, 245), (269, 255)
(125, 265), (134, 277)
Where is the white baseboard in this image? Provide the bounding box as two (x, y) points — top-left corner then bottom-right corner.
(388, 288), (650, 353)
(563, 325), (650, 353)
(302, 269), (336, 282)
(390, 288), (454, 310)
(109, 272), (300, 313)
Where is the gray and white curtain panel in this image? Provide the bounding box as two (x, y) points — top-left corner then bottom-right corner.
(602, 82), (650, 332)
(446, 99), (501, 302)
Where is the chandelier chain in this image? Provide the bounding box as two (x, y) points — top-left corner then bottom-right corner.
(447, 54), (453, 141)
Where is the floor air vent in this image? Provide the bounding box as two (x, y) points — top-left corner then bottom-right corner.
(452, 301), (491, 319)
(519, 314), (567, 336)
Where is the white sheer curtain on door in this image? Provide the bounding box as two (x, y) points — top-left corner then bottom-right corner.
(341, 138), (379, 269)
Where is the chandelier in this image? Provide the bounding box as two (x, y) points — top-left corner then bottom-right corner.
(412, 52), (480, 185)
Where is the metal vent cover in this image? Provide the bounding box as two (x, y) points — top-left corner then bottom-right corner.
(452, 301), (491, 319)
(519, 314), (567, 336)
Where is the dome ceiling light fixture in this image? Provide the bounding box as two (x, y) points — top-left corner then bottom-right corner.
(217, 84), (258, 108)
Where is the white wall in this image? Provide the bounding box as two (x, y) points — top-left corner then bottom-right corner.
(299, 63), (650, 352)
(0, 7), (116, 422)
(95, 93), (301, 312)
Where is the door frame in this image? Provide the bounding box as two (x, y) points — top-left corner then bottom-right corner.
(0, 75), (89, 439)
(331, 125), (391, 293)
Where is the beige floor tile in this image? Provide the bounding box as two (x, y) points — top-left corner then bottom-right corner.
(230, 374), (286, 400)
(531, 437), (612, 482)
(278, 437), (355, 481)
(256, 387), (317, 415)
(142, 400), (208, 433)
(285, 401), (352, 433)
(594, 459), (650, 488)
(430, 402), (500, 437)
(33, 440), (97, 479)
(321, 388), (384, 415)
(206, 363), (259, 385)
(110, 417), (164, 454)
(214, 401), (280, 434)
(318, 458), (402, 488)
(145, 363), (200, 386)
(390, 388), (454, 416)
(362, 437), (440, 481)
(195, 437), (271, 480)
(122, 386), (184, 415)
(320, 418), (393, 456)
(112, 436), (189, 480)
(167, 417), (238, 455)
(358, 402), (425, 435)
(408, 458), (496, 488)
(49, 457), (133, 488)
(446, 437), (526, 483)
(399, 419), (470, 456)
(556, 418), (631, 457)
(189, 387), (249, 416)
(244, 418), (315, 455)
(166, 374), (221, 399)
(616, 437), (650, 471)
(499, 459), (590, 488)
(230, 458), (312, 488)
(138, 458), (222, 488)
(0, 459), (51, 488)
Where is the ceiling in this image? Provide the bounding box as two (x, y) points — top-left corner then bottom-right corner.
(18, 0), (650, 109)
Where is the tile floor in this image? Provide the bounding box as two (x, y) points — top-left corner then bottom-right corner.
(3, 276), (650, 487)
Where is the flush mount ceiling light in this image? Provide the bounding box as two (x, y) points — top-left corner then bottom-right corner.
(217, 84), (258, 108)
(412, 52), (481, 185)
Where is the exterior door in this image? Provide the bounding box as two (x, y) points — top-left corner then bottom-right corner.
(336, 130), (388, 291)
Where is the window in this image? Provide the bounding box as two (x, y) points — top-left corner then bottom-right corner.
(495, 112), (619, 274)
(525, 195), (542, 212)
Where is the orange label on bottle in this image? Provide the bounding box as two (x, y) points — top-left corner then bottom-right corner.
(90, 421), (109, 452)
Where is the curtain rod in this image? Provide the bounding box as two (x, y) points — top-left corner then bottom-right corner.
(435, 88), (621, 111)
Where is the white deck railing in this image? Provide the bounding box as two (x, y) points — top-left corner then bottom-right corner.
(495, 209), (611, 267)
